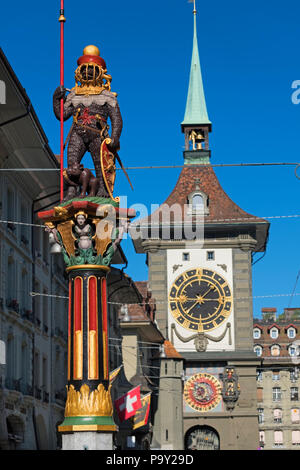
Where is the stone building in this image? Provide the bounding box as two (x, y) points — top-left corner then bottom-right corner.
(113, 280), (164, 449)
(254, 307), (300, 450)
(130, 7), (268, 450)
(0, 47), (67, 449)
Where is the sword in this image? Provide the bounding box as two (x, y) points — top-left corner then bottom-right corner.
(115, 152), (134, 191)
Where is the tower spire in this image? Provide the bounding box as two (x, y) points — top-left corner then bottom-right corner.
(182, 1), (211, 158)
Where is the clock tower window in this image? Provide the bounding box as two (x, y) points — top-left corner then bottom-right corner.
(187, 189), (209, 216)
(207, 251), (215, 261)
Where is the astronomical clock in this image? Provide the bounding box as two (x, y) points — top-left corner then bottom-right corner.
(183, 372), (222, 412)
(167, 248), (235, 353)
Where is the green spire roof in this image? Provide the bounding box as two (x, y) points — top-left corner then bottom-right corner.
(182, 11), (211, 126)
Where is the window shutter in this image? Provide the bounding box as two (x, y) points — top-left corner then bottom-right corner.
(274, 431), (283, 444)
(292, 431), (300, 444)
(291, 409), (300, 422)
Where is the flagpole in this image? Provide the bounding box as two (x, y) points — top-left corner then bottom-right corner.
(59, 2), (66, 201)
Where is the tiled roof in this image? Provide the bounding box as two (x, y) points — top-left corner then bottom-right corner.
(138, 165), (269, 227)
(163, 340), (183, 359)
(253, 319), (300, 358)
(122, 281), (156, 323)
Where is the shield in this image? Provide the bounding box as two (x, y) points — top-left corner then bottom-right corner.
(100, 138), (116, 200)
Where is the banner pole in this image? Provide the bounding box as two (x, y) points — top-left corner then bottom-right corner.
(59, 2), (66, 201)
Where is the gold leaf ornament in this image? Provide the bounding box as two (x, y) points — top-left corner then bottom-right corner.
(65, 383), (113, 417)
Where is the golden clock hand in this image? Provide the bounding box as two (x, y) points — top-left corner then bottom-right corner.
(176, 297), (198, 302)
(185, 301), (199, 314)
(202, 295), (224, 303)
(201, 285), (215, 299)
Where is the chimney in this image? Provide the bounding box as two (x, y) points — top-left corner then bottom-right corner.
(261, 308), (277, 322)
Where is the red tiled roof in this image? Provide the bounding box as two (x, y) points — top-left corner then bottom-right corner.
(141, 165), (268, 225)
(163, 340), (183, 359)
(267, 323), (280, 331)
(125, 281), (156, 322)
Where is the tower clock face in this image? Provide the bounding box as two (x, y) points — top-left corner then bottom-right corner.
(169, 268), (232, 333)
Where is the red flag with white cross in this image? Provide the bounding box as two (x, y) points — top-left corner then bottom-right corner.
(114, 386), (142, 422)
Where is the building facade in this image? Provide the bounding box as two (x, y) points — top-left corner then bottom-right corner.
(254, 307), (300, 450)
(0, 47), (68, 449)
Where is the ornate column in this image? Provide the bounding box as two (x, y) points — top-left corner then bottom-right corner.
(38, 199), (135, 445)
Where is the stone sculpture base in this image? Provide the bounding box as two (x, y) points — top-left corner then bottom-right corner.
(62, 431), (113, 450)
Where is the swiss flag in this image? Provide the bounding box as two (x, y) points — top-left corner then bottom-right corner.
(114, 386), (142, 423)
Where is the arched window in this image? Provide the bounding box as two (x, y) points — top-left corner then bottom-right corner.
(271, 344), (281, 357)
(187, 190), (209, 215)
(192, 194), (204, 212)
(253, 328), (261, 339)
(254, 345), (262, 357)
(287, 327), (296, 339)
(274, 408), (282, 423)
(270, 327), (279, 339)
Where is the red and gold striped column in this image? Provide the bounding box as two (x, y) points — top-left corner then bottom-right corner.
(59, 265), (116, 433)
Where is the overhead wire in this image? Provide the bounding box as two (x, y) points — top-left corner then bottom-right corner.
(0, 161), (298, 171)
(0, 212), (300, 230)
(29, 290), (300, 304)
(288, 271), (300, 308)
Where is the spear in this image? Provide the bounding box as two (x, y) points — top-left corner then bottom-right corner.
(59, 3), (66, 201)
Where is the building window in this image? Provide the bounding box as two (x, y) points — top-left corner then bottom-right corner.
(274, 431), (283, 447)
(291, 409), (300, 423)
(274, 408), (282, 423)
(20, 202), (29, 246)
(289, 345), (299, 357)
(254, 345), (262, 357)
(258, 408), (264, 424)
(259, 431), (265, 447)
(253, 328), (261, 339)
(271, 344), (281, 357)
(290, 369), (298, 382)
(7, 187), (14, 220)
(291, 387), (299, 401)
(206, 251), (215, 261)
(192, 194), (204, 213)
(257, 371), (263, 382)
(287, 328), (296, 339)
(273, 387), (282, 402)
(270, 328), (279, 339)
(272, 371), (280, 381)
(182, 253), (190, 262)
(292, 431), (300, 446)
(187, 190), (209, 215)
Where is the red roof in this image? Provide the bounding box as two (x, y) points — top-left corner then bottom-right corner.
(143, 165), (267, 225)
(267, 323), (280, 331)
(133, 165), (269, 252)
(126, 281), (156, 322)
(163, 340), (183, 359)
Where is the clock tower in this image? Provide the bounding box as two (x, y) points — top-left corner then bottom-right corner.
(131, 4), (269, 450)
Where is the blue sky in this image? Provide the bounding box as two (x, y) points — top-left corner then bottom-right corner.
(1, 0), (300, 318)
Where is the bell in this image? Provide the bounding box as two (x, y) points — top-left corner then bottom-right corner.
(48, 232), (62, 254)
(195, 132), (205, 142)
(50, 243), (62, 254)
